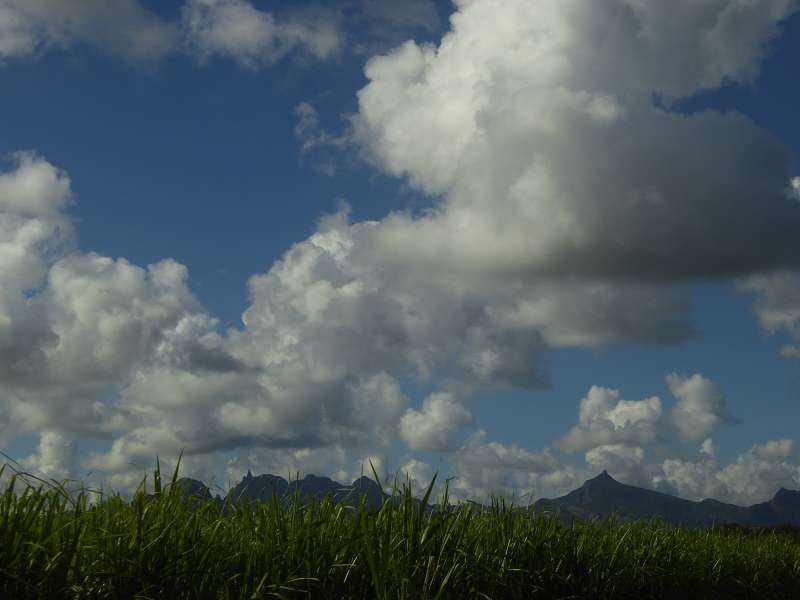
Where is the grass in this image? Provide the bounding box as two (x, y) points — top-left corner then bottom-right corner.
(1, 461), (799, 599)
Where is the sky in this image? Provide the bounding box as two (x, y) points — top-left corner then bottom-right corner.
(1, 0), (800, 505)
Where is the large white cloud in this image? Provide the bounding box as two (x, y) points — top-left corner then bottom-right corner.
(352, 0), (800, 283)
(0, 154), (208, 466)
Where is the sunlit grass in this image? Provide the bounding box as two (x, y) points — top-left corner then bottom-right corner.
(1, 460), (799, 599)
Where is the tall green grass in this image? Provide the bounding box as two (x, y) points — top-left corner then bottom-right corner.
(1, 462), (799, 599)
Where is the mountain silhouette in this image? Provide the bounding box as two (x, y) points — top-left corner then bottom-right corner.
(195, 471), (390, 511)
(168, 469), (800, 527)
(533, 470), (800, 527)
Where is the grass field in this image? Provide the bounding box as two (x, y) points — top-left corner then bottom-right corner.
(1, 463), (799, 599)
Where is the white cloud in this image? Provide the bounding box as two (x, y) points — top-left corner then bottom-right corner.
(22, 430), (76, 481)
(400, 392), (473, 451)
(182, 0), (342, 68)
(447, 430), (575, 503)
(0, 150), (72, 217)
(667, 373), (735, 441)
(352, 0), (800, 283)
(0, 0), (176, 64)
(0, 154), (207, 460)
(559, 386), (663, 453)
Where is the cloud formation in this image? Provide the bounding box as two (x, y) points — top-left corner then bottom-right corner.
(0, 0), (176, 64)
(559, 386), (663, 453)
(353, 0), (800, 283)
(400, 392), (473, 451)
(2, 0), (800, 506)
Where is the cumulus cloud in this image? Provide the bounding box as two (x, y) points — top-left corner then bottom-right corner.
(352, 0), (800, 283)
(0, 0), (176, 64)
(559, 386), (663, 453)
(667, 373), (736, 441)
(0, 154), (209, 475)
(400, 392), (473, 451)
(181, 0), (342, 68)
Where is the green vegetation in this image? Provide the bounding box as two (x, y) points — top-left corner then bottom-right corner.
(1, 463), (799, 599)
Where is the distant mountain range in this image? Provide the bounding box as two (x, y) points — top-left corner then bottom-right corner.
(533, 470), (800, 528)
(170, 469), (800, 527)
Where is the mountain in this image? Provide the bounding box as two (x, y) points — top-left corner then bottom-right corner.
(223, 471), (387, 510)
(226, 471), (288, 504)
(533, 470), (800, 527)
(168, 469), (800, 528)
(172, 477), (214, 500)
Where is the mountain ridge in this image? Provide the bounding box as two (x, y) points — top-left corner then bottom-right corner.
(532, 470), (800, 527)
(173, 470), (388, 511)
(169, 469), (800, 527)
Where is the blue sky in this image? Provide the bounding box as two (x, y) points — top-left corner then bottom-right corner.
(1, 0), (800, 504)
